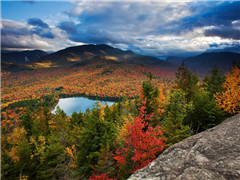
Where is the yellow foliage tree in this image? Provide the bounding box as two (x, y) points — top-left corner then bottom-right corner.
(8, 127), (32, 165)
(65, 145), (77, 169)
(215, 66), (240, 114)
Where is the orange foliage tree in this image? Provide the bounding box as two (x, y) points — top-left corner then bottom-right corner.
(215, 66), (240, 114)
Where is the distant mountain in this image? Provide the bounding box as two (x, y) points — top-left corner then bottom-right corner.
(1, 50), (48, 65)
(166, 52), (240, 74)
(166, 56), (184, 66)
(33, 44), (168, 68)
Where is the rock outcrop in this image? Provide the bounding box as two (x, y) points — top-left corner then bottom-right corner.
(128, 114), (240, 180)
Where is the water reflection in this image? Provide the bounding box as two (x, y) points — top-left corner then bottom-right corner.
(52, 97), (115, 116)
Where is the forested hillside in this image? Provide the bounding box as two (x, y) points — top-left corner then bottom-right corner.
(2, 60), (239, 179)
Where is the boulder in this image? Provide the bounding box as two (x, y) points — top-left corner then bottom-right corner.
(128, 114), (240, 180)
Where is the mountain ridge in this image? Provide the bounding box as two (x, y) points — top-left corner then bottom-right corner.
(1, 50), (48, 65)
(166, 52), (240, 74)
(31, 44), (168, 68)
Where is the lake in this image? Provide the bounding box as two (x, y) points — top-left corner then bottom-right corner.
(52, 97), (115, 116)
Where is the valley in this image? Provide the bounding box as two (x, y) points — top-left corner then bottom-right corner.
(2, 1), (240, 179)
(1, 44), (240, 180)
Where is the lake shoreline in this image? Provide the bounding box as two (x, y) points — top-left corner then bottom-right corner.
(59, 93), (127, 102)
(52, 95), (117, 116)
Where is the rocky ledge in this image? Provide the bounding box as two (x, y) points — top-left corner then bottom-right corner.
(128, 114), (240, 180)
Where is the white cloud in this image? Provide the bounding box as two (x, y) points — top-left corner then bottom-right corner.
(1, 19), (81, 51)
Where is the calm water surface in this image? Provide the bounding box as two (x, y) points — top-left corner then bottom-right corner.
(52, 97), (115, 116)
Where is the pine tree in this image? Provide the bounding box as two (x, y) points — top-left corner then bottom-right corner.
(161, 89), (193, 148)
(174, 62), (199, 101)
(203, 65), (225, 97)
(187, 89), (225, 133)
(76, 104), (117, 177)
(142, 76), (159, 115)
(20, 107), (33, 138)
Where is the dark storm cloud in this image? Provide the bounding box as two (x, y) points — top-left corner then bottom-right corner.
(67, 27), (132, 44)
(28, 18), (49, 28)
(177, 1), (240, 31)
(66, 1), (240, 39)
(149, 1), (240, 36)
(207, 42), (240, 53)
(205, 27), (240, 40)
(2, 1), (240, 56)
(59, 1), (240, 56)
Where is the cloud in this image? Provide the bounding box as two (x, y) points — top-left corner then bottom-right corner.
(1, 19), (83, 52)
(28, 18), (49, 28)
(204, 26), (240, 40)
(176, 1), (240, 31)
(58, 21), (76, 33)
(1, 19), (53, 50)
(207, 42), (240, 53)
(27, 18), (55, 39)
(60, 1), (240, 56)
(2, 1), (240, 57)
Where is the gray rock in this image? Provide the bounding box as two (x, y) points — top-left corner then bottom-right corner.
(128, 114), (240, 180)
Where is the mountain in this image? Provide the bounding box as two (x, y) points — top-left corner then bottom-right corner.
(32, 44), (168, 68)
(1, 50), (48, 65)
(129, 114), (240, 180)
(166, 56), (184, 66)
(166, 52), (240, 74)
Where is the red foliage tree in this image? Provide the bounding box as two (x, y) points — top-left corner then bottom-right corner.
(89, 173), (116, 180)
(114, 92), (165, 174)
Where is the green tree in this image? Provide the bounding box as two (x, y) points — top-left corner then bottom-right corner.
(20, 107), (33, 138)
(161, 89), (193, 148)
(174, 62), (199, 101)
(142, 75), (159, 115)
(203, 65), (225, 97)
(76, 104), (117, 177)
(187, 89), (226, 133)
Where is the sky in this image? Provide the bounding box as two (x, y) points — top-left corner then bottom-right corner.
(1, 0), (240, 58)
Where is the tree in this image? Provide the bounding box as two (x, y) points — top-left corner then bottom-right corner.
(142, 76), (159, 116)
(76, 104), (117, 177)
(154, 86), (166, 126)
(215, 66), (240, 114)
(161, 89), (193, 148)
(20, 108), (33, 138)
(203, 65), (225, 97)
(8, 127), (33, 178)
(187, 89), (225, 133)
(174, 62), (199, 101)
(114, 96), (165, 178)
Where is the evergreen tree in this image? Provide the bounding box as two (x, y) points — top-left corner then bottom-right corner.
(20, 107), (33, 138)
(203, 65), (225, 97)
(76, 104), (117, 177)
(161, 89), (193, 148)
(187, 89), (226, 133)
(174, 62), (199, 101)
(71, 111), (84, 126)
(142, 74), (160, 115)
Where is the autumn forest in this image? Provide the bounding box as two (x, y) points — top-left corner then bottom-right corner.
(1, 49), (240, 180)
